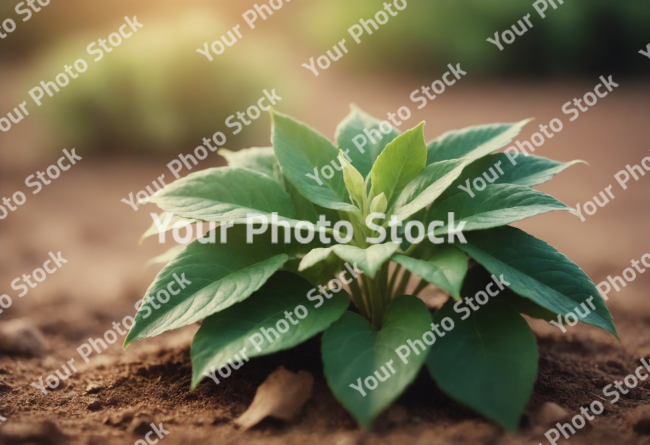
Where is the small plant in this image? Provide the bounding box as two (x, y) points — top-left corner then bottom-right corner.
(125, 106), (617, 431)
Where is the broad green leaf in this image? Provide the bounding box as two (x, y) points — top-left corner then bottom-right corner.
(322, 296), (432, 429)
(124, 226), (312, 346)
(425, 184), (572, 236)
(455, 226), (618, 339)
(140, 212), (196, 244)
(219, 147), (284, 186)
(145, 245), (185, 267)
(371, 123), (427, 207)
(392, 120), (531, 222)
(392, 244), (468, 299)
(465, 266), (557, 321)
(332, 243), (400, 278)
(438, 154), (585, 202)
(426, 120), (531, 164)
(391, 158), (470, 221)
(335, 105), (400, 178)
(149, 167), (296, 224)
(426, 301), (538, 432)
(191, 272), (349, 390)
(298, 247), (336, 271)
(272, 111), (357, 212)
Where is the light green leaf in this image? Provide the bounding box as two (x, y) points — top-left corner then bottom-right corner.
(426, 300), (538, 432)
(455, 226), (618, 339)
(140, 212), (196, 244)
(218, 147), (284, 186)
(331, 243), (400, 278)
(391, 158), (470, 222)
(191, 272), (349, 390)
(371, 122), (427, 207)
(392, 244), (468, 299)
(298, 247), (336, 272)
(272, 111), (357, 212)
(425, 184), (572, 236)
(339, 151), (365, 207)
(149, 167), (296, 224)
(322, 296), (432, 429)
(335, 105), (400, 178)
(124, 225), (312, 347)
(369, 193), (387, 214)
(437, 154), (585, 203)
(426, 120), (531, 164)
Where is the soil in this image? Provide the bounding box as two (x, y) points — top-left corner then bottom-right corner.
(1, 82), (650, 445)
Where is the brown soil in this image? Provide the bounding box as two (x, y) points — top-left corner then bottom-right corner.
(1, 82), (650, 445)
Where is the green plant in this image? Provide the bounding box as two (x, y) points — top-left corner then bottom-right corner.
(125, 106), (617, 431)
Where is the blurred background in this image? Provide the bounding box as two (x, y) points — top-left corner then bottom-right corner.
(0, 1), (649, 440)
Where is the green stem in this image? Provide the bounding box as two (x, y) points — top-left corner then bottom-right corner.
(387, 264), (400, 297)
(348, 274), (369, 319)
(394, 270), (412, 298)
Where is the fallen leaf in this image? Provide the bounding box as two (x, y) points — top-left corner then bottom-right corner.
(234, 366), (314, 429)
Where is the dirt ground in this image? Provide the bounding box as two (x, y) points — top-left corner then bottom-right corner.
(1, 82), (649, 445)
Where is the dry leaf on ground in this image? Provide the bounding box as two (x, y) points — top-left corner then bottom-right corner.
(234, 366), (314, 429)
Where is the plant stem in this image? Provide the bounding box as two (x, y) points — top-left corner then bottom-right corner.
(348, 274), (369, 318)
(394, 270), (412, 298)
(387, 264), (400, 298)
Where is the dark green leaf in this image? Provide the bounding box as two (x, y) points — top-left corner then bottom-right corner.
(335, 105), (400, 178)
(426, 301), (538, 432)
(191, 272), (349, 390)
(272, 111), (356, 212)
(455, 226), (618, 339)
(425, 184), (572, 236)
(124, 226), (312, 346)
(392, 244), (468, 299)
(322, 296), (432, 429)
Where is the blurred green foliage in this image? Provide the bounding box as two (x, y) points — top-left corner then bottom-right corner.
(295, 0), (650, 77)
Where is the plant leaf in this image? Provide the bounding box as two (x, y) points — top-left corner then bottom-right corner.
(322, 296), (432, 429)
(447, 153), (585, 193)
(391, 120), (531, 222)
(426, 120), (531, 164)
(392, 244), (468, 300)
(298, 247), (336, 272)
(335, 105), (400, 178)
(191, 272), (349, 389)
(140, 212), (196, 244)
(425, 184), (572, 236)
(455, 226), (618, 339)
(465, 265), (557, 321)
(331, 243), (400, 278)
(371, 122), (427, 207)
(339, 151), (365, 207)
(391, 158), (470, 221)
(219, 147), (284, 186)
(124, 226), (312, 346)
(426, 300), (538, 432)
(149, 167), (296, 224)
(272, 111), (357, 212)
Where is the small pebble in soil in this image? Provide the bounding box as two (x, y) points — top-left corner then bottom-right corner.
(87, 400), (103, 411)
(536, 402), (570, 427)
(628, 405), (650, 435)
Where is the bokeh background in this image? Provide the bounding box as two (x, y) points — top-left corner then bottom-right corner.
(0, 1), (649, 443)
